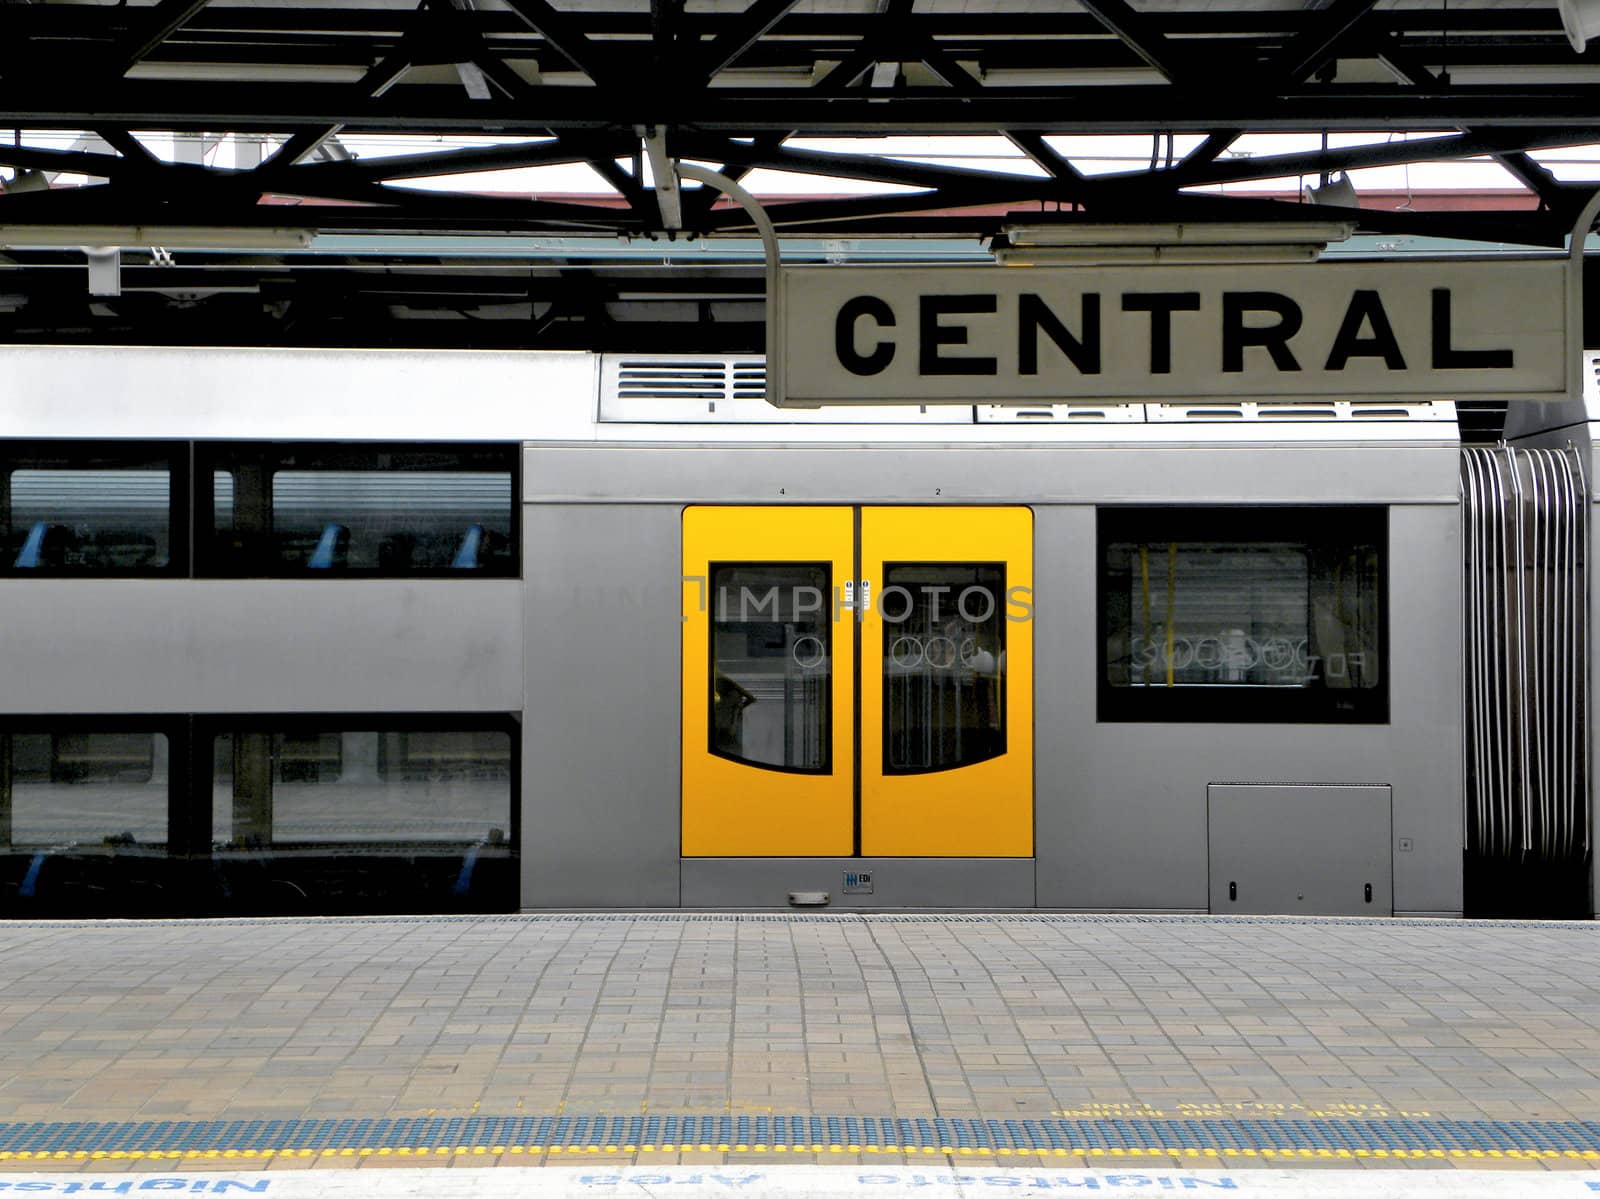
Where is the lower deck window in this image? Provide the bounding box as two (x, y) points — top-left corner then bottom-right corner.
(0, 719), (517, 918)
(211, 728), (512, 846)
(3, 731), (168, 849)
(1099, 507), (1387, 724)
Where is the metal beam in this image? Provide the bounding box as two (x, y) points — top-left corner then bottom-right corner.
(675, 133), (1065, 195)
(1380, 44), (1573, 210)
(1075, 0), (1194, 84)
(0, 144), (142, 179)
(1005, 131), (1088, 186)
(1133, 129), (1600, 189)
(694, 0), (802, 82)
(0, 184), (645, 233)
(812, 44), (882, 94)
(703, 186), (1023, 230)
(18, 81), (1600, 134)
(299, 140), (586, 183)
(1174, 130), (1242, 171)
(5, 4), (1573, 43)
(458, 49), (650, 218)
(912, 34), (984, 92)
(102, 0), (214, 78)
(1267, 0), (1382, 83)
(1492, 150), (1571, 208)
(94, 128), (162, 168)
(499, 0), (621, 86)
(256, 49), (413, 170)
(681, 131), (789, 222)
(675, 125), (1600, 196)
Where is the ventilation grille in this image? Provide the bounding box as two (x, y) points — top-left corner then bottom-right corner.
(599, 355), (1459, 427)
(598, 354), (968, 424)
(606, 357), (766, 407)
(1146, 400), (1455, 423)
(976, 403), (1143, 424)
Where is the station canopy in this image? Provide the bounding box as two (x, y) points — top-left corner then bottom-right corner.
(3, 0), (1600, 357)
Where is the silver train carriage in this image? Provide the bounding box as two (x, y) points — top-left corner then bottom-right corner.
(0, 345), (1591, 919)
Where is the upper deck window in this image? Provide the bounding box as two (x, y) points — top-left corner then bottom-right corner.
(197, 443), (517, 577)
(1, 442), (185, 576)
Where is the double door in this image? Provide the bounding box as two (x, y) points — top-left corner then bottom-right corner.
(682, 506), (1032, 857)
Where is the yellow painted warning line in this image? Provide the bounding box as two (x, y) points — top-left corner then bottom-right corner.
(1, 1146), (1596, 1162)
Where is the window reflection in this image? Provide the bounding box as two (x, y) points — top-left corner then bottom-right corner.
(1100, 508), (1386, 722)
(209, 726), (515, 914)
(1, 730), (173, 917)
(882, 563), (1007, 775)
(710, 563), (831, 772)
(0, 722), (518, 917)
(202, 444), (515, 576)
(3, 445), (177, 574)
(212, 730), (511, 846)
(4, 732), (167, 847)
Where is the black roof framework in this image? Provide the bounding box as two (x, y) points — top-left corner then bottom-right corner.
(2, 0), (1600, 361)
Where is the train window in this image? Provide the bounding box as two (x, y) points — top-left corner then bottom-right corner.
(207, 723), (515, 913)
(1099, 507), (1387, 724)
(710, 563), (832, 773)
(1, 442), (185, 576)
(2, 731), (167, 846)
(197, 443), (517, 577)
(1, 727), (175, 917)
(882, 563), (1006, 774)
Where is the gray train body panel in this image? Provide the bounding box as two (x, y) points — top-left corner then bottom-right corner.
(520, 504), (682, 909)
(0, 580), (523, 714)
(0, 345), (1476, 915)
(523, 438), (1462, 915)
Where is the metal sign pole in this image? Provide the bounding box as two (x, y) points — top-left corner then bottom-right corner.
(1567, 188), (1600, 404)
(672, 163), (785, 408)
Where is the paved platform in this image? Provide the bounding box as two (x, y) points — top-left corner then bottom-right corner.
(0, 913), (1597, 1173)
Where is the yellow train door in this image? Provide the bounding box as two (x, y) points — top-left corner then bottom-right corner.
(681, 506), (855, 856)
(860, 507), (1034, 857)
(682, 505), (1032, 859)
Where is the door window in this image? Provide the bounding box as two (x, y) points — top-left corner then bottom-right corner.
(881, 563), (1007, 774)
(709, 562), (832, 772)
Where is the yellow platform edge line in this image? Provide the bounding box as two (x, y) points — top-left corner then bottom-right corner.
(2, 1145), (1596, 1161)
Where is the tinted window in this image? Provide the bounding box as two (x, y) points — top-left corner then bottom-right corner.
(4, 731), (167, 846)
(1, 725), (177, 917)
(1099, 507), (1386, 723)
(199, 443), (516, 576)
(209, 723), (516, 913)
(2, 443), (183, 575)
(882, 562), (1006, 774)
(213, 728), (512, 845)
(710, 563), (832, 772)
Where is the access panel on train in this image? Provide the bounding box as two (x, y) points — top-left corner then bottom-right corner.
(681, 506), (1033, 858)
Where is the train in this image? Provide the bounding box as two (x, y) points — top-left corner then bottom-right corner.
(0, 344), (1591, 918)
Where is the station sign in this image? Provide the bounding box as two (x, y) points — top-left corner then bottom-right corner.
(773, 259), (1568, 406)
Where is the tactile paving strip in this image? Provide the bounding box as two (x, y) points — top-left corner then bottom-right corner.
(1, 1115), (1599, 1162)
